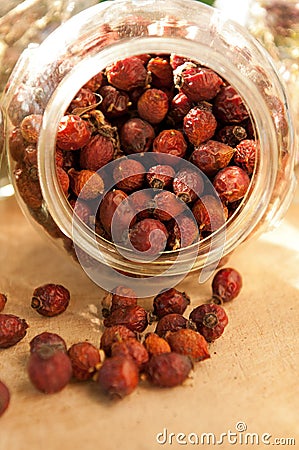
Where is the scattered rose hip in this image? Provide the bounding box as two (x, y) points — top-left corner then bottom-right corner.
(212, 267), (243, 303)
(68, 342), (101, 381)
(30, 332), (67, 354)
(0, 314), (28, 348)
(189, 303), (228, 342)
(31, 283), (70, 317)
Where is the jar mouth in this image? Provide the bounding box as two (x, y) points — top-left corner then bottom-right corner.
(38, 33), (283, 277)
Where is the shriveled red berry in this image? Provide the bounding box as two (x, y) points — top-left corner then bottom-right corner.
(113, 158), (145, 192)
(189, 303), (228, 342)
(103, 305), (148, 333)
(146, 352), (192, 387)
(137, 88), (169, 124)
(154, 190), (185, 222)
(100, 325), (136, 356)
(0, 314), (28, 348)
(0, 294), (7, 312)
(155, 313), (188, 337)
(170, 54), (191, 70)
(143, 333), (171, 356)
(30, 332), (67, 354)
(105, 286), (138, 314)
(129, 218), (168, 255)
(169, 92), (193, 123)
(166, 328), (210, 361)
(83, 72), (103, 91)
(69, 168), (104, 200)
(14, 164), (43, 210)
(153, 288), (190, 319)
(173, 167), (204, 203)
(213, 85), (249, 123)
(31, 283), (70, 317)
(190, 140), (235, 177)
(192, 195), (228, 232)
(213, 166), (250, 203)
(68, 342), (101, 381)
(28, 347), (72, 394)
(153, 129), (187, 158)
(216, 125), (247, 147)
(98, 189), (135, 239)
(127, 189), (153, 220)
(0, 380), (10, 417)
(147, 56), (173, 88)
(234, 139), (257, 175)
(80, 134), (114, 170)
(97, 355), (139, 398)
(212, 267), (242, 303)
(111, 338), (149, 369)
(56, 115), (91, 150)
(106, 56), (148, 91)
(167, 213), (199, 250)
(20, 114), (43, 144)
(99, 85), (130, 118)
(69, 88), (97, 112)
(120, 118), (155, 154)
(146, 164), (175, 189)
(177, 66), (223, 102)
(9, 126), (26, 161)
(183, 106), (217, 146)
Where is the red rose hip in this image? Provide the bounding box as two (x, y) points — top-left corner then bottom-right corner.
(56, 115), (91, 150)
(129, 218), (168, 255)
(31, 283), (70, 317)
(146, 352), (193, 387)
(213, 166), (250, 203)
(97, 355), (139, 398)
(212, 267), (242, 303)
(0, 314), (28, 348)
(68, 342), (101, 381)
(189, 303), (228, 342)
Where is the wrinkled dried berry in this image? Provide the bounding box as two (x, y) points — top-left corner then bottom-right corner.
(143, 333), (171, 356)
(234, 139), (257, 175)
(100, 325), (136, 356)
(213, 166), (250, 204)
(103, 305), (148, 333)
(166, 328), (210, 361)
(192, 195), (228, 233)
(137, 88), (169, 124)
(97, 355), (139, 398)
(0, 380), (10, 417)
(0, 314), (28, 348)
(56, 115), (91, 150)
(127, 189), (154, 220)
(111, 338), (149, 369)
(113, 158), (145, 192)
(28, 347), (72, 394)
(129, 218), (168, 255)
(106, 56), (148, 91)
(14, 164), (43, 210)
(147, 56), (173, 89)
(83, 72), (103, 91)
(68, 342), (101, 381)
(31, 283), (70, 317)
(212, 267), (242, 303)
(69, 168), (104, 200)
(153, 129), (187, 158)
(146, 352), (192, 387)
(20, 114), (43, 144)
(146, 164), (175, 190)
(153, 288), (190, 319)
(99, 85), (130, 118)
(189, 303), (228, 342)
(154, 190), (185, 222)
(98, 189), (134, 239)
(30, 332), (67, 354)
(0, 294), (7, 312)
(80, 134), (114, 171)
(9, 126), (26, 161)
(216, 125), (247, 147)
(169, 92), (193, 123)
(155, 313), (188, 337)
(177, 66), (223, 102)
(167, 213), (199, 250)
(56, 166), (70, 197)
(69, 199), (92, 225)
(213, 85), (249, 123)
(183, 106), (217, 146)
(120, 118), (155, 154)
(191, 140), (235, 177)
(173, 167), (204, 203)
(69, 88), (97, 112)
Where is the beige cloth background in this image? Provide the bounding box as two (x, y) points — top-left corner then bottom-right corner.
(0, 172), (298, 450)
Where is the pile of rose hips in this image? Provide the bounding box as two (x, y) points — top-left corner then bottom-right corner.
(0, 266), (242, 412)
(10, 53), (257, 255)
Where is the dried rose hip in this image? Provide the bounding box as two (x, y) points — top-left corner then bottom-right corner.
(153, 129), (187, 158)
(129, 218), (168, 255)
(234, 139), (257, 175)
(83, 72), (103, 91)
(183, 106), (217, 146)
(170, 54), (191, 70)
(155, 313), (188, 337)
(190, 140), (235, 177)
(137, 88), (169, 124)
(80, 134), (114, 171)
(69, 168), (104, 200)
(28, 347), (72, 394)
(154, 190), (185, 222)
(216, 125), (247, 147)
(68, 342), (101, 381)
(69, 88), (97, 112)
(0, 380), (10, 417)
(113, 158), (145, 192)
(9, 126), (26, 161)
(0, 314), (28, 348)
(213, 166), (250, 204)
(106, 56), (148, 91)
(146, 352), (192, 387)
(189, 303), (228, 342)
(98, 189), (135, 239)
(192, 195), (228, 233)
(56, 115), (91, 150)
(102, 286), (138, 316)
(153, 288), (190, 319)
(99, 85), (130, 118)
(56, 166), (70, 197)
(213, 85), (249, 123)
(97, 355), (139, 398)
(169, 92), (193, 123)
(31, 283), (70, 317)
(167, 213), (199, 250)
(177, 66), (223, 102)
(143, 333), (171, 356)
(127, 189), (154, 220)
(146, 164), (175, 189)
(30, 332), (67, 354)
(166, 328), (210, 362)
(120, 118), (155, 154)
(20, 114), (43, 144)
(111, 338), (149, 369)
(212, 267), (242, 303)
(14, 164), (43, 210)
(103, 305), (148, 333)
(0, 294), (7, 312)
(100, 325), (136, 356)
(147, 56), (174, 89)
(173, 167), (204, 203)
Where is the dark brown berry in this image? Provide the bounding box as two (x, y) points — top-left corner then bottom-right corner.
(80, 134), (114, 171)
(190, 140), (235, 177)
(99, 85), (130, 118)
(100, 325), (136, 356)
(143, 333), (171, 356)
(14, 164), (43, 210)
(155, 313), (188, 337)
(146, 352), (192, 387)
(30, 332), (67, 354)
(56, 115), (91, 150)
(154, 190), (185, 222)
(120, 118), (155, 154)
(69, 88), (97, 112)
(97, 355), (139, 398)
(216, 125), (247, 147)
(173, 167), (204, 203)
(137, 88), (169, 124)
(0, 314), (28, 348)
(166, 213), (199, 250)
(153, 129), (187, 158)
(68, 342), (101, 381)
(129, 218), (168, 255)
(189, 303), (228, 342)
(213, 166), (250, 204)
(146, 164), (175, 190)
(0, 380), (10, 417)
(102, 286), (138, 315)
(113, 158), (145, 192)
(106, 57), (148, 91)
(213, 85), (249, 123)
(212, 267), (242, 303)
(153, 288), (190, 319)
(192, 195), (228, 232)
(31, 284), (70, 317)
(0, 294), (7, 312)
(169, 92), (193, 123)
(111, 338), (149, 369)
(234, 139), (257, 175)
(183, 106), (217, 146)
(166, 328), (210, 361)
(103, 305), (148, 333)
(28, 347), (72, 394)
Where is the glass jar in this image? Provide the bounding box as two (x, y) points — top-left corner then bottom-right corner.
(0, 0), (297, 296)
